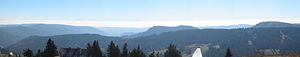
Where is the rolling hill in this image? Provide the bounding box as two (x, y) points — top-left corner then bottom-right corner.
(96, 27), (148, 36)
(252, 21), (300, 28)
(0, 24), (106, 46)
(4, 21), (300, 57)
(123, 25), (198, 38)
(199, 24), (253, 29)
(7, 27), (300, 57)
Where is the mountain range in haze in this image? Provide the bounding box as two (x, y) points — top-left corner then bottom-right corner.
(123, 25), (199, 38)
(0, 24), (106, 46)
(252, 21), (300, 28)
(1, 21), (299, 47)
(199, 24), (253, 29)
(96, 27), (148, 36)
(100, 24), (254, 37)
(3, 21), (300, 57)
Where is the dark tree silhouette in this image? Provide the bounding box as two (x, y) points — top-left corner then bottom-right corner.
(87, 40), (105, 57)
(149, 52), (155, 57)
(23, 48), (33, 57)
(121, 43), (128, 57)
(34, 49), (42, 57)
(164, 44), (182, 57)
(93, 40), (104, 57)
(129, 46), (146, 57)
(86, 43), (92, 57)
(41, 38), (59, 57)
(156, 52), (160, 57)
(225, 48), (233, 57)
(107, 41), (121, 57)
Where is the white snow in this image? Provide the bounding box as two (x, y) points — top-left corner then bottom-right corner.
(192, 48), (203, 57)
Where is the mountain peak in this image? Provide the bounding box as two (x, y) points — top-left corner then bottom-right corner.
(178, 25), (196, 27)
(148, 25), (198, 32)
(150, 25), (196, 29)
(252, 21), (300, 28)
(124, 25), (198, 38)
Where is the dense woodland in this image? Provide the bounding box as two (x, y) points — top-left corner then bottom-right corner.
(0, 39), (236, 57)
(20, 39), (185, 57)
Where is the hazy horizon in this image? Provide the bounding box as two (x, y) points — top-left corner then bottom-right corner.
(0, 20), (299, 28)
(1, 0), (299, 28)
(1, 0), (300, 57)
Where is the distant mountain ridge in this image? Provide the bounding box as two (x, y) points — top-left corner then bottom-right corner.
(123, 25), (199, 38)
(7, 27), (300, 57)
(8, 34), (122, 54)
(252, 21), (300, 28)
(96, 24), (254, 37)
(96, 27), (148, 36)
(0, 24), (106, 46)
(4, 21), (300, 57)
(1, 21), (299, 47)
(199, 24), (253, 29)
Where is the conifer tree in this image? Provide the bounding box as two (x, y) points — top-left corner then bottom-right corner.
(121, 43), (128, 57)
(86, 43), (92, 57)
(107, 41), (121, 57)
(41, 38), (59, 57)
(149, 52), (155, 57)
(225, 48), (233, 57)
(34, 49), (41, 57)
(129, 48), (138, 57)
(137, 46), (146, 57)
(156, 52), (160, 57)
(87, 40), (104, 57)
(129, 46), (145, 57)
(23, 48), (33, 57)
(92, 41), (104, 57)
(164, 44), (182, 57)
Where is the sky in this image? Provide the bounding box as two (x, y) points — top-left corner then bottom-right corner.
(0, 0), (299, 28)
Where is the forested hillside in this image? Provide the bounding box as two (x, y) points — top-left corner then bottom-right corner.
(7, 27), (300, 57)
(124, 25), (198, 38)
(0, 24), (106, 46)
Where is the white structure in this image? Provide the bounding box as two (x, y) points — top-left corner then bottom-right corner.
(192, 48), (203, 57)
(9, 51), (13, 56)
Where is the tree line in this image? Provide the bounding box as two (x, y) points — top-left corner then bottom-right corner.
(23, 39), (58, 57)
(23, 38), (182, 57)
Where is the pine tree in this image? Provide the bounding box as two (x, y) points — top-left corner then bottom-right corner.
(149, 52), (155, 57)
(23, 48), (33, 57)
(41, 38), (59, 57)
(156, 52), (160, 57)
(34, 49), (41, 57)
(107, 41), (121, 57)
(129, 46), (146, 57)
(87, 40), (104, 57)
(93, 40), (104, 57)
(164, 44), (182, 57)
(129, 48), (138, 57)
(225, 48), (233, 57)
(137, 46), (146, 57)
(121, 43), (128, 57)
(86, 43), (92, 57)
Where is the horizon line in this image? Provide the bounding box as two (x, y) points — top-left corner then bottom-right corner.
(0, 19), (299, 28)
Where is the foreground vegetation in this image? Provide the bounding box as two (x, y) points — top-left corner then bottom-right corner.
(3, 39), (299, 57)
(8, 27), (300, 57)
(21, 39), (183, 57)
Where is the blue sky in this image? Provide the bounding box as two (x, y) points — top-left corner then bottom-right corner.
(0, 0), (299, 27)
